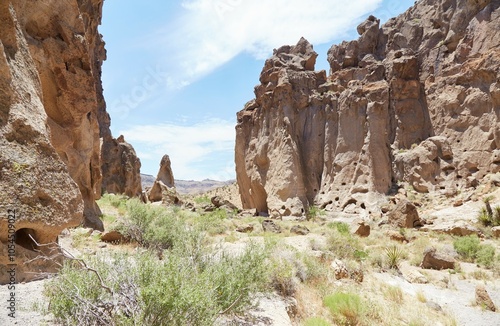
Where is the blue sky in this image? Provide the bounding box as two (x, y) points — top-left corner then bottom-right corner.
(101, 0), (415, 181)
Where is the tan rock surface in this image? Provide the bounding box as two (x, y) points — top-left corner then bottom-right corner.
(0, 0), (103, 283)
(235, 0), (499, 217)
(0, 0), (142, 283)
(101, 135), (142, 198)
(148, 154), (181, 204)
(476, 284), (497, 312)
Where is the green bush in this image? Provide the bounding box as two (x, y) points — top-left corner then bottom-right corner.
(269, 255), (297, 296)
(327, 221), (350, 235)
(45, 252), (141, 325)
(453, 235), (481, 262)
(324, 292), (365, 326)
(46, 243), (271, 326)
(327, 226), (361, 260)
(303, 316), (332, 326)
(98, 193), (128, 212)
(476, 244), (496, 268)
(307, 206), (326, 220)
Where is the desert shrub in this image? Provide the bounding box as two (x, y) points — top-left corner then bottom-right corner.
(327, 221), (350, 235)
(327, 226), (362, 260)
(324, 292), (365, 326)
(303, 317), (331, 326)
(269, 255), (298, 296)
(98, 193), (128, 213)
(45, 252), (141, 325)
(477, 196), (500, 227)
(385, 245), (405, 269)
(476, 244), (496, 268)
(198, 208), (229, 235)
(193, 194), (211, 205)
(46, 243), (270, 326)
(478, 207), (492, 226)
(307, 205), (326, 220)
(296, 253), (328, 283)
(383, 285), (403, 302)
(453, 235), (480, 262)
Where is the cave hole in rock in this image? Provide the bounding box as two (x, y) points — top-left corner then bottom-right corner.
(15, 228), (38, 251)
(343, 198), (357, 209)
(360, 203), (366, 209)
(321, 200), (333, 209)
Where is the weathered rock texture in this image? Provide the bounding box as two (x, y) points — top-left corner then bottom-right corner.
(236, 0), (500, 217)
(101, 135), (142, 198)
(148, 154), (180, 204)
(0, 0), (141, 283)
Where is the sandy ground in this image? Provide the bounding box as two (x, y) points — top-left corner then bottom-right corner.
(0, 279), (54, 326)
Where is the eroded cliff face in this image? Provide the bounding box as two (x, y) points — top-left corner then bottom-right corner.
(236, 0), (500, 218)
(0, 0), (141, 283)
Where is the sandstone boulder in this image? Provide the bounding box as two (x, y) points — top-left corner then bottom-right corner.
(475, 284), (496, 312)
(236, 224), (254, 233)
(100, 230), (127, 243)
(262, 220), (282, 233)
(492, 226), (500, 238)
(148, 154), (180, 204)
(421, 247), (455, 270)
(388, 200), (423, 228)
(353, 221), (370, 237)
(211, 196), (239, 212)
(290, 225), (310, 235)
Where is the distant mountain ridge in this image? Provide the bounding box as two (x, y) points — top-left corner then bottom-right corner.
(141, 173), (235, 195)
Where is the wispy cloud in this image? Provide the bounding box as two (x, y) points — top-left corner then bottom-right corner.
(154, 0), (382, 87)
(119, 118), (235, 180)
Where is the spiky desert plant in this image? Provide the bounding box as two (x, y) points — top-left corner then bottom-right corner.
(385, 245), (404, 269)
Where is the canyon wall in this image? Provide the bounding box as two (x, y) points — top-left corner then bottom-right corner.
(236, 0), (500, 217)
(0, 0), (141, 283)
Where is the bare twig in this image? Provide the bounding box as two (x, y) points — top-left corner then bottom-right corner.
(28, 234), (114, 295)
(219, 292), (244, 315)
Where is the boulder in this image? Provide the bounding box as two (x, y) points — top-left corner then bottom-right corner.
(353, 221), (370, 237)
(236, 224), (254, 233)
(290, 225), (310, 235)
(331, 259), (349, 280)
(420, 247), (455, 270)
(492, 226), (500, 238)
(262, 220), (282, 233)
(211, 196), (239, 211)
(475, 285), (496, 312)
(100, 230), (127, 243)
(148, 155), (181, 205)
(386, 230), (408, 243)
(388, 200), (423, 228)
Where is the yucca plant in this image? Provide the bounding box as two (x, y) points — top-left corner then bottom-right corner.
(385, 245), (405, 269)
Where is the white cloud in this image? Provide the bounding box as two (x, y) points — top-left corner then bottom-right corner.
(119, 119), (236, 180)
(155, 0), (382, 86)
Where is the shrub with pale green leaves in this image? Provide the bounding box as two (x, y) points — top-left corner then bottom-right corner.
(324, 292), (365, 326)
(46, 243), (271, 326)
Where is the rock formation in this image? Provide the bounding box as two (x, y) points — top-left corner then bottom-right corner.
(0, 0), (141, 283)
(148, 154), (180, 204)
(101, 135), (142, 198)
(236, 0), (500, 217)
